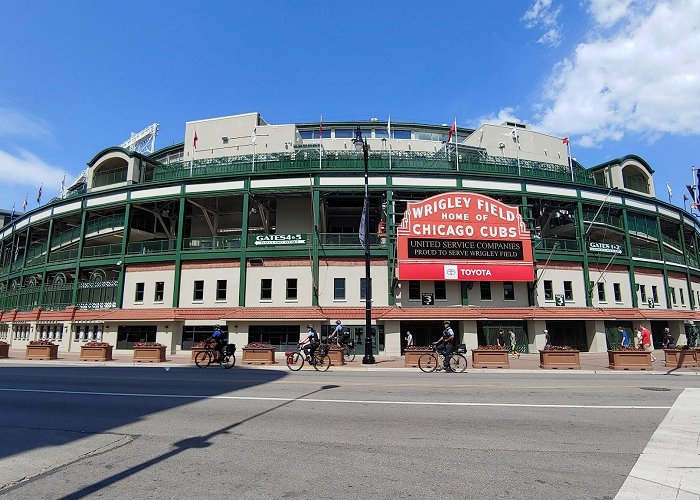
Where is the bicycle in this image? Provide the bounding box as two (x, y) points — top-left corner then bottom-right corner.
(418, 343), (468, 373)
(341, 339), (356, 363)
(286, 343), (331, 371)
(195, 341), (236, 369)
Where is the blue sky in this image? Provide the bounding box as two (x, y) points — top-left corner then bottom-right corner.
(1, 0), (699, 212)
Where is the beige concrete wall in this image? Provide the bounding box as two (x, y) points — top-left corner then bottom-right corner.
(317, 264), (389, 307)
(633, 275), (667, 309)
(179, 267), (240, 307)
(123, 269), (175, 308)
(587, 270), (635, 308)
(587, 320), (608, 353)
(383, 320), (402, 357)
(535, 268), (589, 307)
(668, 276), (691, 309)
(245, 266), (313, 306)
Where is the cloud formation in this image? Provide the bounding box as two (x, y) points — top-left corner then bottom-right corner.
(0, 107), (52, 141)
(532, 0), (700, 147)
(522, 0), (563, 48)
(0, 149), (64, 193)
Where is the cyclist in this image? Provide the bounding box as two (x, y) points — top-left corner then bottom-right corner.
(432, 320), (455, 372)
(206, 325), (226, 358)
(301, 324), (320, 362)
(328, 320), (344, 345)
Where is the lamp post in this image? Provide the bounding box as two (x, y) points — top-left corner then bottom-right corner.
(353, 126), (375, 364)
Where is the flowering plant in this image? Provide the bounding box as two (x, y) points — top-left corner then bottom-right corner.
(0, 341), (8, 345)
(609, 345), (640, 352)
(28, 340), (56, 346)
(404, 345), (431, 351)
(544, 345), (575, 351)
(134, 342), (164, 347)
(474, 345), (507, 351)
(84, 341), (111, 347)
(243, 342), (273, 349)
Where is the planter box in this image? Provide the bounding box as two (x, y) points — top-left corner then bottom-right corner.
(608, 350), (653, 370)
(241, 347), (276, 365)
(326, 346), (344, 366)
(472, 349), (510, 368)
(190, 346), (215, 363)
(404, 348), (434, 367)
(663, 349), (697, 368)
(539, 350), (580, 369)
(0, 344), (8, 358)
(80, 345), (113, 362)
(25, 344), (59, 360)
(133, 346), (166, 363)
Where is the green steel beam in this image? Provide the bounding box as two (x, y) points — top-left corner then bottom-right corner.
(620, 207), (638, 308)
(116, 204), (131, 308)
(172, 196), (186, 307)
(312, 185), (319, 306)
(576, 199), (593, 307)
(238, 181), (250, 306)
(71, 209), (88, 305)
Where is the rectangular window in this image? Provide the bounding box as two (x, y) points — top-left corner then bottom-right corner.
(135, 282), (145, 302)
(286, 278), (298, 301)
(216, 280), (227, 301)
(261, 279), (272, 301)
(543, 280), (553, 300)
(614, 283), (622, 302)
(480, 282), (492, 301)
(300, 129), (330, 139)
(334, 129), (354, 138)
(193, 280), (204, 301)
(360, 278), (372, 300)
(680, 288), (685, 305)
(408, 281), (420, 300)
(375, 128), (389, 139)
(334, 278), (345, 300)
(154, 282), (164, 302)
(503, 282), (515, 301)
(393, 129), (411, 140)
(670, 287), (677, 305)
(434, 281), (446, 301)
(652, 285), (659, 303)
(639, 284), (647, 303)
(117, 325), (156, 349)
(564, 281), (573, 301)
(597, 282), (606, 302)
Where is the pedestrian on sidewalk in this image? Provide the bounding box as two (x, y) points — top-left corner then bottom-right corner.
(618, 326), (630, 347)
(544, 329), (551, 349)
(636, 329), (643, 350)
(638, 324), (656, 362)
(404, 330), (413, 349)
(496, 330), (505, 348)
(662, 328), (675, 349)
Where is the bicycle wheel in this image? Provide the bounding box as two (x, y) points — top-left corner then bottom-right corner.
(287, 352), (304, 371)
(343, 346), (356, 363)
(313, 354), (331, 372)
(220, 353), (235, 369)
(450, 353), (468, 373)
(194, 351), (212, 368)
(418, 353), (438, 373)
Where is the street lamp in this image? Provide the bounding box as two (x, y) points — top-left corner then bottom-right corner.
(353, 126), (375, 364)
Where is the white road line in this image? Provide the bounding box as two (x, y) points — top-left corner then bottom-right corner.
(0, 387), (671, 409)
(615, 388), (700, 499)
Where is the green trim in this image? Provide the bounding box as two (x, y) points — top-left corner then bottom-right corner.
(620, 207), (638, 308)
(577, 199), (593, 307)
(72, 209), (88, 304)
(386, 188), (396, 306)
(312, 186), (319, 306)
(238, 184), (250, 306)
(172, 196), (186, 307)
(589, 154), (655, 175)
(115, 204), (130, 308)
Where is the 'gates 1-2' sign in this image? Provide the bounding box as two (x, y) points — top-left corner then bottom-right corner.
(397, 192), (534, 281)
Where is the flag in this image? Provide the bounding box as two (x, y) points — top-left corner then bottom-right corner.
(36, 184), (43, 204)
(684, 193), (689, 202)
(9, 202), (15, 222)
(193, 130), (198, 149)
(666, 180), (672, 199)
(60, 172), (66, 197)
(562, 137), (570, 145)
(21, 194), (27, 211)
(359, 191), (369, 252)
(251, 127), (257, 145)
(687, 185), (697, 204)
(447, 120), (456, 143)
(319, 115), (323, 139)
(387, 115), (391, 137)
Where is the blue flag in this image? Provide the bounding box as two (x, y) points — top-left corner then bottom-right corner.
(359, 189), (369, 252)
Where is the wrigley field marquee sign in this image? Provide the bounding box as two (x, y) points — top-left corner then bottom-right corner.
(397, 192), (534, 281)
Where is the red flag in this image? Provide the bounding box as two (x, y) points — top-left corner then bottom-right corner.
(562, 137), (570, 144)
(447, 121), (456, 143)
(193, 130), (198, 149)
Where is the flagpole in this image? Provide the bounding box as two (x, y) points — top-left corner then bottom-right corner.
(567, 140), (574, 182)
(454, 118), (459, 172)
(387, 115), (392, 170)
(319, 114), (323, 170)
(666, 180), (672, 203)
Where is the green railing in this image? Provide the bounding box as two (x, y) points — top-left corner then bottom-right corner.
(25, 243), (48, 265)
(622, 175), (649, 193)
(152, 150), (597, 186)
(535, 238), (580, 253)
(76, 280), (118, 309)
(631, 246), (662, 260)
(93, 169), (127, 188)
(82, 243), (123, 259)
(688, 255), (699, 268)
(0, 265), (9, 277)
(182, 236), (242, 251)
(318, 233), (382, 248)
(660, 233), (682, 250)
(665, 252), (686, 266)
(48, 247), (80, 263)
(582, 210), (622, 229)
(85, 214), (125, 235)
(127, 239), (176, 255)
(51, 226), (82, 249)
(42, 284), (73, 311)
(627, 215), (658, 238)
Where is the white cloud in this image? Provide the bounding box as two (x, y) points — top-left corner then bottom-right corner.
(523, 0), (563, 47)
(534, 0), (700, 147)
(0, 148), (64, 190)
(470, 107), (525, 129)
(0, 107), (52, 140)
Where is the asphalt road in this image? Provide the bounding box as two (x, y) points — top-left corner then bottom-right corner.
(0, 365), (697, 499)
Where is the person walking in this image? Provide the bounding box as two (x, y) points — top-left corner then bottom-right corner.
(404, 330), (413, 349)
(662, 327), (675, 349)
(543, 329), (551, 349)
(618, 326), (630, 347)
(496, 330), (505, 348)
(638, 324), (656, 362)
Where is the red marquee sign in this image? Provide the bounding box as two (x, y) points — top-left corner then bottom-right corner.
(397, 192), (534, 282)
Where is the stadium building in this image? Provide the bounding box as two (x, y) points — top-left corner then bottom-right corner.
(0, 112), (698, 356)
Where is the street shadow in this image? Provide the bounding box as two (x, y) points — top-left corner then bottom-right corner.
(0, 365), (289, 463)
(59, 384), (340, 499)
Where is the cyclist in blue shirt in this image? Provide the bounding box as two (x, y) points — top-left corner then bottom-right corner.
(301, 325), (320, 361)
(207, 325), (226, 357)
(328, 320), (344, 345)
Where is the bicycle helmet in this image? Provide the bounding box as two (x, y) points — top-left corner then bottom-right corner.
(335, 320), (341, 325)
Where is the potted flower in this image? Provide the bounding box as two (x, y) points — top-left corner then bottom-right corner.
(472, 345), (510, 368)
(608, 346), (652, 370)
(404, 346), (434, 367)
(132, 342), (167, 363)
(0, 340), (9, 359)
(539, 345), (580, 369)
(80, 341), (113, 362)
(241, 342), (276, 365)
(26, 339), (59, 360)
(663, 345), (697, 368)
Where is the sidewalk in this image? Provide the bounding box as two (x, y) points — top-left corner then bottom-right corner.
(1, 347), (698, 374)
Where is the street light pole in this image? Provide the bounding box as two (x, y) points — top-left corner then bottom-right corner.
(353, 126), (375, 365)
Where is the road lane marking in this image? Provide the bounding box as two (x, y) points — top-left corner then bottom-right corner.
(0, 388), (671, 409)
